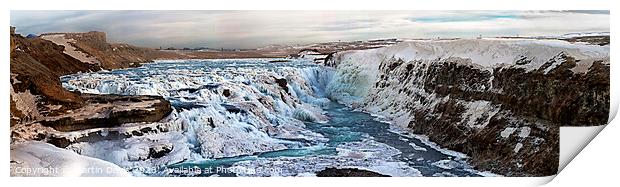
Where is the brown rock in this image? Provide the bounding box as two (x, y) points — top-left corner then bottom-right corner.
(40, 94), (172, 132)
(274, 77), (289, 93)
(316, 168), (389, 177)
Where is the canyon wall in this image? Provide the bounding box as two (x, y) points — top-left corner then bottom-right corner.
(325, 39), (610, 176)
(10, 28), (176, 127)
(10, 28), (98, 125)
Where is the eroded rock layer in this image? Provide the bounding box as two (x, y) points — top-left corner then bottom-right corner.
(40, 94), (172, 132)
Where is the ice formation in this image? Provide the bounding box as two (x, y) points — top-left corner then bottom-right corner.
(61, 59), (336, 173)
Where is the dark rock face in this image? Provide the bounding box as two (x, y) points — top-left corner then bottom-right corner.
(316, 168), (389, 177)
(274, 77), (289, 93)
(323, 52), (335, 66)
(364, 54), (609, 176)
(40, 94), (172, 132)
(149, 144), (173, 159)
(560, 35), (610, 46)
(419, 55), (609, 127)
(220, 103), (247, 114)
(223, 89), (231, 97)
(268, 59), (292, 63)
(324, 52), (341, 67)
(172, 83), (220, 94)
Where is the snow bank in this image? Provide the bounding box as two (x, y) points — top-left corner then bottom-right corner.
(66, 131), (195, 174)
(10, 141), (131, 177)
(389, 129), (469, 159)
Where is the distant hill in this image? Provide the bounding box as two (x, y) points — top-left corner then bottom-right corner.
(40, 31), (187, 69)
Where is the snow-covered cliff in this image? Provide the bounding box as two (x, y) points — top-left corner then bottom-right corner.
(324, 38), (610, 176)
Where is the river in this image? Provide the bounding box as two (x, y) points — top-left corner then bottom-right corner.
(167, 102), (484, 177)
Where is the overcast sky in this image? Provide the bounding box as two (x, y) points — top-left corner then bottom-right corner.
(10, 10), (609, 49)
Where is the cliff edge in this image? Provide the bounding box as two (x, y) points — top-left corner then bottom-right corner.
(10, 27), (173, 138)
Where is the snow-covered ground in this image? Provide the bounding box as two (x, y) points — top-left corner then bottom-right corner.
(10, 141), (131, 177)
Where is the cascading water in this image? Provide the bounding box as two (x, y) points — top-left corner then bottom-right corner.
(60, 58), (493, 177)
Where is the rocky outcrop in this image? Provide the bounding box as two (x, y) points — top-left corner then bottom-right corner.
(10, 31), (99, 125)
(12, 120), (177, 148)
(414, 56), (609, 127)
(149, 144), (174, 159)
(274, 77), (289, 93)
(316, 168), (389, 177)
(40, 94), (172, 132)
(561, 35), (610, 46)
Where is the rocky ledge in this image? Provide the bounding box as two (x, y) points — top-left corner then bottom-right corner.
(316, 168), (389, 177)
(10, 93), (173, 145)
(40, 93), (172, 132)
